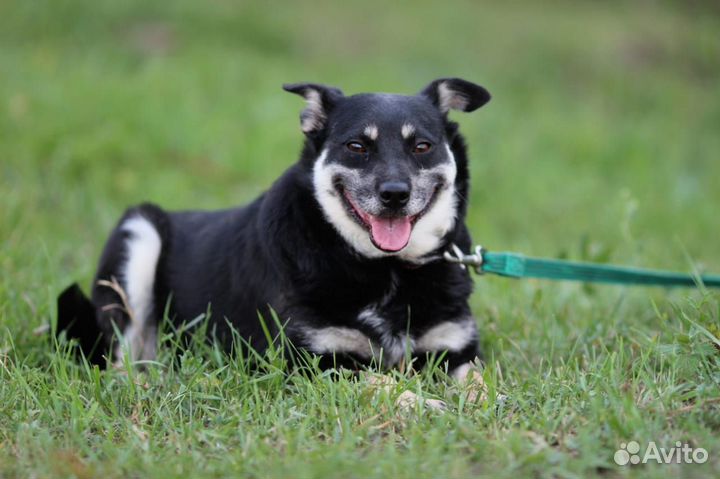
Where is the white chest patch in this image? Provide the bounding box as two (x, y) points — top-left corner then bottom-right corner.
(302, 314), (476, 366)
(356, 307), (476, 365)
(357, 307), (413, 366)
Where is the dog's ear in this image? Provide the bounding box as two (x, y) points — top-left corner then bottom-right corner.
(283, 83), (344, 134)
(419, 78), (491, 114)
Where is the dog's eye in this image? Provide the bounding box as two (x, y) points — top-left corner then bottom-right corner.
(413, 142), (432, 154)
(346, 141), (367, 154)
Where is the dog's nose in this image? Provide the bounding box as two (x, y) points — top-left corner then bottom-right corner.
(379, 181), (411, 209)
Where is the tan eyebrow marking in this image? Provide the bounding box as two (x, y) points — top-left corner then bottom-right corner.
(363, 124), (379, 140)
(401, 123), (416, 139)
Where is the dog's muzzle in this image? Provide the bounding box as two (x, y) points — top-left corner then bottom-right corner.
(337, 180), (443, 253)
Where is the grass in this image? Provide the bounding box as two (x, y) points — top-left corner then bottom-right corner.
(1, 0), (720, 477)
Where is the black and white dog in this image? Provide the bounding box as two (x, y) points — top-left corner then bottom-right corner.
(57, 78), (491, 400)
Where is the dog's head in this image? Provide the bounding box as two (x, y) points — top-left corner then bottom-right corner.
(285, 79), (490, 262)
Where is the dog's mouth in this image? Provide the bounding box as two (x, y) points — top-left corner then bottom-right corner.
(335, 182), (442, 253)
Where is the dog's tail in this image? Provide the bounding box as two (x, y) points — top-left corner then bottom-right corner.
(55, 283), (107, 367)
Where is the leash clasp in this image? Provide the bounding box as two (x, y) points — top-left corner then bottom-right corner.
(443, 244), (485, 274)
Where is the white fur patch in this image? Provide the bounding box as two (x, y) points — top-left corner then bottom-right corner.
(415, 318), (476, 353)
(401, 123), (415, 139)
(115, 215), (161, 363)
(357, 307), (413, 366)
(437, 82), (469, 113)
(357, 307), (386, 331)
(301, 89), (326, 133)
(364, 124), (379, 140)
(313, 149), (388, 259)
(304, 326), (375, 358)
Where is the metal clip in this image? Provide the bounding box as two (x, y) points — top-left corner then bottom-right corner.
(443, 244), (485, 274)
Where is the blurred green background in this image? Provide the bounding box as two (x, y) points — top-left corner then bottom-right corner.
(2, 0), (719, 296)
(1, 1), (720, 476)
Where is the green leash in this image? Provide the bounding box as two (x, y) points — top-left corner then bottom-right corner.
(443, 245), (720, 288)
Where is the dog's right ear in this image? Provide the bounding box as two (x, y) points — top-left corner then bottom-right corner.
(283, 83), (344, 135)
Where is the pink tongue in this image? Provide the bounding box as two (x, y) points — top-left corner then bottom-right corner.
(367, 216), (412, 251)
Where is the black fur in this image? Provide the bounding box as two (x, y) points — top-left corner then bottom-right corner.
(56, 283), (105, 365)
(56, 79), (491, 372)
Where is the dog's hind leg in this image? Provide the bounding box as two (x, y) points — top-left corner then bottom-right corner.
(92, 205), (165, 366)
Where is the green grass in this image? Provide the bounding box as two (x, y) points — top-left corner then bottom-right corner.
(2, 0), (720, 477)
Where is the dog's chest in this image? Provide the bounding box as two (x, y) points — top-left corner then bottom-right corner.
(297, 271), (475, 366)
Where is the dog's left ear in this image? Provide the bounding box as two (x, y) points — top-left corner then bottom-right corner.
(283, 83), (344, 134)
(419, 78), (491, 114)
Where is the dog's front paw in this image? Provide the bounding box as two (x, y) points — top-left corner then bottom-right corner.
(366, 373), (447, 412)
(464, 381), (488, 404)
(396, 390), (447, 412)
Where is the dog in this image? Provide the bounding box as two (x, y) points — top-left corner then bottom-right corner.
(56, 78), (492, 406)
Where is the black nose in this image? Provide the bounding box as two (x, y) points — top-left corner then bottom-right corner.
(379, 181), (411, 209)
